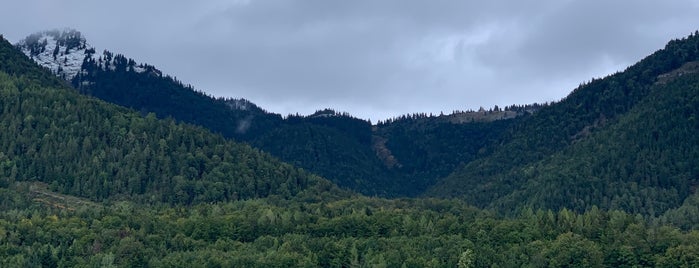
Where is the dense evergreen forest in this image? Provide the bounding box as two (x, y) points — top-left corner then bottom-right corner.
(0, 37), (337, 205)
(19, 29), (524, 197)
(2, 185), (699, 267)
(73, 53), (523, 197)
(428, 31), (699, 215)
(62, 28), (699, 216)
(3, 30), (699, 267)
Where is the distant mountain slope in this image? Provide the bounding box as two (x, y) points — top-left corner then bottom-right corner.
(16, 29), (526, 197)
(428, 31), (699, 215)
(491, 67), (699, 215)
(252, 112), (392, 194)
(16, 29), (93, 80)
(0, 33), (66, 89)
(5, 30), (699, 268)
(1, 35), (337, 204)
(21, 30), (283, 142)
(374, 112), (519, 194)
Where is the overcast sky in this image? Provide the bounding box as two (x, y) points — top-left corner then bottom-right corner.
(3, 0), (699, 121)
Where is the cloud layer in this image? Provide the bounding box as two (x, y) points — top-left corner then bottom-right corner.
(2, 0), (699, 121)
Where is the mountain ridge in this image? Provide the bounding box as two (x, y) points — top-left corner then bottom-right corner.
(1, 35), (342, 205)
(15, 28), (699, 218)
(427, 31), (699, 216)
(3, 29), (699, 267)
(15, 28), (528, 197)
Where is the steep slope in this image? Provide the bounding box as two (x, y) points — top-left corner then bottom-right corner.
(0, 35), (338, 204)
(4, 31), (699, 268)
(257, 109), (532, 196)
(15, 29), (92, 80)
(0, 33), (66, 89)
(253, 111), (393, 195)
(16, 29), (524, 197)
(492, 67), (699, 215)
(18, 30), (283, 142)
(429, 31), (699, 215)
(74, 50), (284, 141)
(374, 112), (521, 195)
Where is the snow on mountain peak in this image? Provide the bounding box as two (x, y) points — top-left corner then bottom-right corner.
(16, 29), (94, 80)
(16, 29), (162, 82)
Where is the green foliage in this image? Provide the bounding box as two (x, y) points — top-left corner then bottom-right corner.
(0, 37), (65, 88)
(59, 29), (699, 213)
(484, 73), (699, 215)
(457, 249), (474, 268)
(376, 116), (513, 195)
(255, 111), (515, 197)
(65, 43), (520, 197)
(0, 42), (331, 204)
(4, 29), (699, 267)
(74, 52), (283, 141)
(537, 232), (604, 267)
(0, 188), (698, 267)
(429, 31), (699, 216)
(253, 122), (394, 196)
(659, 192), (699, 230)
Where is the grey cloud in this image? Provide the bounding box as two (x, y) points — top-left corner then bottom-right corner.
(1, 0), (699, 121)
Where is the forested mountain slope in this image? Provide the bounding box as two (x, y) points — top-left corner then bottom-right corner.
(0, 36), (338, 205)
(0, 34), (66, 89)
(429, 31), (699, 216)
(17, 30), (524, 197)
(373, 112), (521, 194)
(3, 31), (699, 268)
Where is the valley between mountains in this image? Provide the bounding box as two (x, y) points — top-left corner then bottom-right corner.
(0, 29), (698, 266)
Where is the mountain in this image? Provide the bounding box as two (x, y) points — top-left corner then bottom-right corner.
(428, 31), (699, 216)
(15, 29), (91, 80)
(3, 31), (699, 267)
(16, 29), (282, 140)
(17, 28), (699, 218)
(1, 35), (338, 205)
(0, 33), (66, 89)
(16, 29), (527, 197)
